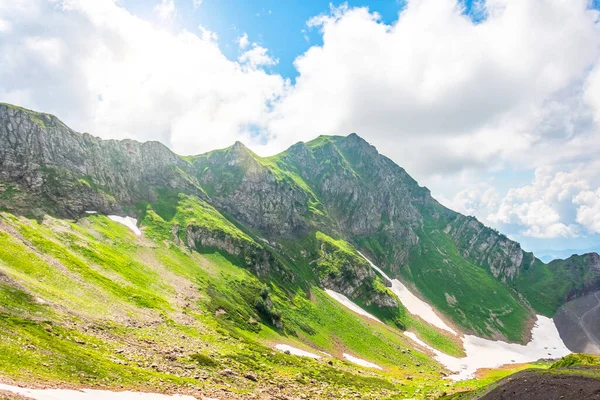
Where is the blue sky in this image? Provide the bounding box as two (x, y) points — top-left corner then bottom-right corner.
(123, 0), (491, 80)
(2, 0), (600, 256)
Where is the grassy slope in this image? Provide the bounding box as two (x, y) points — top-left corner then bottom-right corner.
(314, 231), (465, 357)
(402, 213), (531, 342)
(267, 136), (533, 342)
(0, 212), (482, 399)
(513, 256), (599, 317)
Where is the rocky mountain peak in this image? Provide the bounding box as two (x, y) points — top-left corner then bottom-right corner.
(231, 140), (248, 152)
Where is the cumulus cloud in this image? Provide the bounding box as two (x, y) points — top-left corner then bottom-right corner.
(0, 0), (284, 153)
(237, 32), (249, 49)
(154, 0), (176, 22)
(263, 0), (600, 178)
(444, 184), (499, 223)
(1, 0), (600, 247)
(575, 189), (600, 234)
(450, 163), (600, 239)
(239, 44), (277, 68)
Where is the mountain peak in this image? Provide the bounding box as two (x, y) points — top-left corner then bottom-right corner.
(229, 140), (256, 159)
(231, 140), (249, 152)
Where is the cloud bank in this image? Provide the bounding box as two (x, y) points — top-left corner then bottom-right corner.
(1, 0), (600, 244)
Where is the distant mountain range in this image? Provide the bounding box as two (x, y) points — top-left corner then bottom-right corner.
(537, 248), (600, 263)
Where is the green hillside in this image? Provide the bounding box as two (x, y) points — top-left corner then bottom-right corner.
(2, 102), (600, 398)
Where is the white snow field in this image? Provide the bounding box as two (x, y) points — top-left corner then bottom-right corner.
(324, 289), (382, 323)
(357, 251), (457, 335)
(0, 384), (201, 400)
(274, 344), (321, 359)
(358, 252), (570, 380)
(107, 215), (142, 236)
(404, 315), (570, 380)
(342, 353), (383, 370)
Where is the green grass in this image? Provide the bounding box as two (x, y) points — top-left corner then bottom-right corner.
(400, 213), (531, 342)
(550, 353), (600, 369)
(514, 255), (599, 317)
(0, 209), (535, 398)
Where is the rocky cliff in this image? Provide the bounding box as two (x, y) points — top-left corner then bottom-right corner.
(0, 103), (202, 218)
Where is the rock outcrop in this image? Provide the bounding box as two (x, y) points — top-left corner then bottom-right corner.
(447, 215), (532, 281)
(0, 103), (202, 218)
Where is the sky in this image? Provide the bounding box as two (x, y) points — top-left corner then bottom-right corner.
(1, 0), (600, 258)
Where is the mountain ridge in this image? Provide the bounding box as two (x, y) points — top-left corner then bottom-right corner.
(1, 102), (600, 344)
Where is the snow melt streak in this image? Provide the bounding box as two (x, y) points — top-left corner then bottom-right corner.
(405, 315), (570, 380)
(358, 251), (570, 380)
(357, 251), (456, 335)
(274, 344), (321, 359)
(342, 353), (383, 370)
(0, 384), (197, 400)
(108, 215), (141, 236)
(324, 289), (382, 323)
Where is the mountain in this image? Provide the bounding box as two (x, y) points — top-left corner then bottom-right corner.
(1, 102), (600, 398)
(537, 247), (600, 263)
(2, 102), (600, 340)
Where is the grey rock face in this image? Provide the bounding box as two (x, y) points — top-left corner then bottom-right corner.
(192, 142), (311, 236)
(0, 103), (202, 218)
(185, 224), (291, 280)
(316, 240), (399, 310)
(448, 215), (530, 281)
(275, 135), (427, 271)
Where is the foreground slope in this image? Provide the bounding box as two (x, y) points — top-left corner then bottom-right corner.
(0, 212), (449, 399)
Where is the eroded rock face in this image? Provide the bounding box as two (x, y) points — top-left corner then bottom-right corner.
(0, 103), (202, 218)
(184, 224), (291, 280)
(447, 215), (531, 281)
(192, 142), (311, 236)
(316, 241), (399, 310)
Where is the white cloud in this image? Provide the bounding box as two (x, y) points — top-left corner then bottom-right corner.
(237, 32), (249, 49)
(445, 184), (499, 222)
(262, 0), (600, 178)
(239, 44), (277, 68)
(455, 164), (600, 239)
(574, 189), (600, 234)
(153, 0), (176, 22)
(586, 57), (600, 125)
(0, 0), (284, 153)
(193, 0), (202, 8)
(1, 0), (600, 247)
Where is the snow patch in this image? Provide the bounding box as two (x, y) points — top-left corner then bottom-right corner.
(108, 215), (141, 236)
(358, 251), (570, 380)
(342, 353), (382, 370)
(324, 289), (382, 323)
(404, 315), (570, 380)
(275, 344), (321, 359)
(357, 251), (457, 335)
(0, 384), (198, 400)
